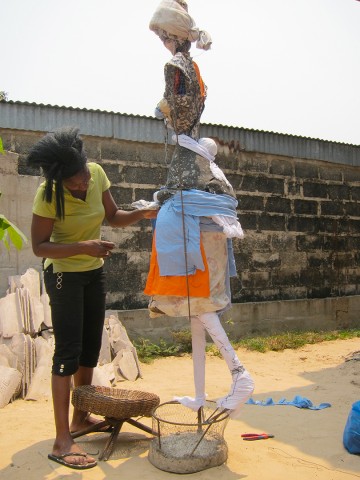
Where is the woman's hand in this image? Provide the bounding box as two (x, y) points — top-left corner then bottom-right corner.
(82, 240), (115, 258)
(141, 209), (158, 220)
(103, 190), (158, 227)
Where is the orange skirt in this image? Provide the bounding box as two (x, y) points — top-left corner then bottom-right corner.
(144, 233), (210, 298)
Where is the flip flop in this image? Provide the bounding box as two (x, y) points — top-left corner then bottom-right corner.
(48, 452), (97, 470)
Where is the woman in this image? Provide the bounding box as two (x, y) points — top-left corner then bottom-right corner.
(147, 0), (254, 417)
(27, 127), (156, 470)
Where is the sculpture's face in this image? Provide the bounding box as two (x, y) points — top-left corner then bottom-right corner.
(163, 38), (176, 55)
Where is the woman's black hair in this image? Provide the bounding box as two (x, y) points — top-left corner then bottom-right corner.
(27, 126), (87, 219)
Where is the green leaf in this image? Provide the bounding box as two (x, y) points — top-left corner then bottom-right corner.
(7, 225), (27, 250)
(0, 214), (27, 250)
(0, 137), (3, 154)
(0, 216), (11, 231)
(3, 238), (10, 250)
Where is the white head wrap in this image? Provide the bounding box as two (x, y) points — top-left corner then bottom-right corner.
(174, 134), (233, 190)
(198, 137), (218, 157)
(173, 134), (215, 161)
(149, 0), (212, 50)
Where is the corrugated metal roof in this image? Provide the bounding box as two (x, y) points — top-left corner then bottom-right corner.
(1, 100), (360, 166)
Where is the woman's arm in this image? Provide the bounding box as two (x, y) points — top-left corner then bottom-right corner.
(31, 214), (114, 259)
(102, 190), (157, 227)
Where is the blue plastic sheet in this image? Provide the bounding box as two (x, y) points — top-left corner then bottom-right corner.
(246, 395), (331, 410)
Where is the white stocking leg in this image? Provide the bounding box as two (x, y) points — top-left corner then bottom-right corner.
(198, 312), (254, 413)
(174, 316), (207, 411)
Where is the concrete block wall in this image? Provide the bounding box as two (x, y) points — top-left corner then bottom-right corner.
(114, 294), (360, 341)
(0, 150), (41, 296)
(223, 150), (360, 303)
(1, 128), (360, 329)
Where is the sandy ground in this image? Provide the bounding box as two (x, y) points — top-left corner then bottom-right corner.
(0, 337), (359, 480)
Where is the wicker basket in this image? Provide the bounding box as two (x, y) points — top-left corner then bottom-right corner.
(72, 385), (160, 419)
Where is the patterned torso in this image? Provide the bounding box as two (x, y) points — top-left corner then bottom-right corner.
(164, 52), (205, 139)
(158, 52), (234, 202)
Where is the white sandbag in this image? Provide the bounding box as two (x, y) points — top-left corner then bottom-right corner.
(98, 324), (112, 365)
(92, 363), (115, 388)
(20, 268), (41, 301)
(22, 288), (31, 333)
(33, 336), (54, 364)
(120, 350), (140, 382)
(15, 289), (26, 333)
(0, 344), (17, 368)
(131, 347), (143, 379)
(7, 275), (22, 294)
(112, 349), (140, 382)
(40, 326), (53, 341)
(0, 365), (22, 408)
(29, 296), (44, 334)
(10, 333), (35, 398)
(107, 315), (143, 379)
(40, 293), (52, 328)
(25, 362), (52, 401)
(0, 293), (23, 338)
(111, 351), (127, 383)
(108, 315), (133, 355)
(25, 335), (35, 398)
(40, 269), (52, 328)
(0, 354), (10, 367)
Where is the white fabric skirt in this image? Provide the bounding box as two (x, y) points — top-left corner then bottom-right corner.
(149, 231), (231, 318)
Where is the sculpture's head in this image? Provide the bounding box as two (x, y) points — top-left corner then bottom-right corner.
(149, 0), (212, 52)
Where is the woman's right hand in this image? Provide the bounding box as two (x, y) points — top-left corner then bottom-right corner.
(83, 240), (115, 258)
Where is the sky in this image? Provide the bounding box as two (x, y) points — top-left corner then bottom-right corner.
(1, 0), (360, 145)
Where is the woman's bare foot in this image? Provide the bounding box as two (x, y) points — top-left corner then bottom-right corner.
(70, 414), (110, 434)
(50, 439), (96, 468)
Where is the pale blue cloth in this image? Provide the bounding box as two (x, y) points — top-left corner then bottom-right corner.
(246, 395), (331, 410)
(155, 190), (238, 277)
(168, 190), (239, 217)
